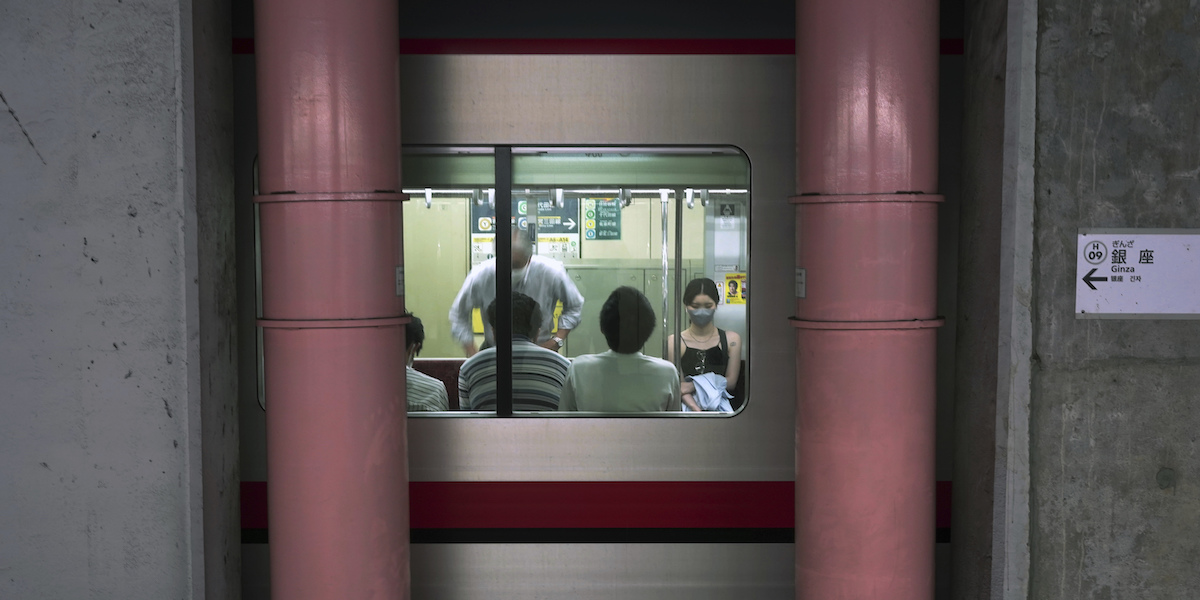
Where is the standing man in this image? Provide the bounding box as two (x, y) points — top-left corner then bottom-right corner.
(449, 228), (584, 356)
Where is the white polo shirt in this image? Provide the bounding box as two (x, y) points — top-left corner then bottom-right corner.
(558, 350), (681, 412)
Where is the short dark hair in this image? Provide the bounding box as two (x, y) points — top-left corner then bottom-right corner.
(599, 286), (656, 354)
(486, 292), (543, 339)
(511, 226), (533, 267)
(405, 315), (425, 349)
(683, 278), (721, 305)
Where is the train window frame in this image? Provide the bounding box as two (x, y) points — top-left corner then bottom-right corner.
(399, 145), (752, 417)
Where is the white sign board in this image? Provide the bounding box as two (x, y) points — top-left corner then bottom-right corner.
(1076, 229), (1200, 318)
(470, 234), (495, 267)
(537, 233), (581, 260)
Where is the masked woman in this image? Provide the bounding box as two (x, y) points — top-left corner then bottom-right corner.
(666, 278), (742, 412)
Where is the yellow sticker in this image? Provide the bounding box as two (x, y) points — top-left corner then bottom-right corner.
(724, 273), (747, 305)
(471, 307), (484, 334)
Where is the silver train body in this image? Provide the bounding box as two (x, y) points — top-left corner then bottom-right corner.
(400, 55), (795, 598)
(237, 51), (959, 598)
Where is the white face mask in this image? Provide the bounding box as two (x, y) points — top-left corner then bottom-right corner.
(511, 266), (528, 287)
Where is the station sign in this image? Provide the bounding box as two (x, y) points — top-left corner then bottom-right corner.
(535, 197), (581, 259)
(470, 195), (583, 263)
(582, 198), (621, 240)
(536, 197), (580, 234)
(470, 196), (580, 234)
(1075, 229), (1200, 318)
(471, 199), (528, 234)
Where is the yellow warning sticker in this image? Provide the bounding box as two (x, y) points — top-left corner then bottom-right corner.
(724, 273), (747, 305)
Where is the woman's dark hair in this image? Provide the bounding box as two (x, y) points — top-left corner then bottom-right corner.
(683, 278), (721, 306)
(599, 286), (656, 354)
(486, 292), (543, 340)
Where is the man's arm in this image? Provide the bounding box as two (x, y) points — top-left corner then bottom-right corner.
(534, 262), (583, 351)
(538, 327), (571, 351)
(449, 264), (488, 356)
(553, 264), (585, 337)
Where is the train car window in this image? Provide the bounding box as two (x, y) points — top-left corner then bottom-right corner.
(401, 146), (750, 416)
(401, 148), (497, 413)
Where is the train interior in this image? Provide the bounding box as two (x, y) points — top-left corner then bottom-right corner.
(253, 146), (752, 413)
(400, 147), (750, 411)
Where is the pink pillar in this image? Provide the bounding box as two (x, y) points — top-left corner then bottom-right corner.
(793, 0), (942, 598)
(254, 0), (409, 598)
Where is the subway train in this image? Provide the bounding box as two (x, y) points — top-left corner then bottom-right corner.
(235, 26), (961, 600)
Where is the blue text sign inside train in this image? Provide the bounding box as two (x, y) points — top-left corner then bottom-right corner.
(471, 196), (581, 234)
(582, 198), (621, 240)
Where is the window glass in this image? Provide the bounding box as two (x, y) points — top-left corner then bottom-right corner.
(401, 146), (749, 416)
(402, 148), (495, 412)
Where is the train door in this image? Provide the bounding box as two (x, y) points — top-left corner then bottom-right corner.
(395, 54), (797, 599)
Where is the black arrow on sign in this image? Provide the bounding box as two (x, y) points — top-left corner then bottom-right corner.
(1082, 268), (1108, 290)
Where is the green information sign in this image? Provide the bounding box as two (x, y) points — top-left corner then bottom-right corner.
(582, 198), (621, 240)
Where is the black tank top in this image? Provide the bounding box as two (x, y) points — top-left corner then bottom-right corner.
(679, 329), (729, 377)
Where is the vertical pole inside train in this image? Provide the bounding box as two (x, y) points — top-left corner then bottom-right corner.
(254, 0), (410, 597)
(793, 0), (943, 598)
(673, 187), (685, 360)
(495, 147), (513, 417)
(660, 189), (671, 356)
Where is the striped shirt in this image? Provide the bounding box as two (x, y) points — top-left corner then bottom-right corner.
(406, 366), (450, 412)
(458, 338), (571, 411)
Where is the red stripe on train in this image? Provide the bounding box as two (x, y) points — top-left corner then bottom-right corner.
(242, 481), (791, 529)
(410, 481), (793, 528)
(242, 481), (954, 529)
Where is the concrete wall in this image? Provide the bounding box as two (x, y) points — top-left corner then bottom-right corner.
(954, 0), (1008, 597)
(1029, 1), (1200, 598)
(955, 0), (1039, 598)
(193, 0), (241, 597)
(0, 0), (237, 597)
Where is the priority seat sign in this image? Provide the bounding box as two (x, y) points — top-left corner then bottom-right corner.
(1076, 229), (1200, 318)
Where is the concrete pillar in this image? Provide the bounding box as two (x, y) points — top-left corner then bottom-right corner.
(0, 0), (238, 598)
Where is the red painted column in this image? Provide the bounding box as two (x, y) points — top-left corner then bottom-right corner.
(253, 0), (409, 598)
(793, 0), (942, 598)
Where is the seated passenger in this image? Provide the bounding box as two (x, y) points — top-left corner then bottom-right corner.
(666, 278), (741, 412)
(404, 316), (450, 412)
(559, 286), (682, 412)
(458, 292), (571, 411)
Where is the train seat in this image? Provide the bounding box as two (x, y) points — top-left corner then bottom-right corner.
(412, 359), (465, 410)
